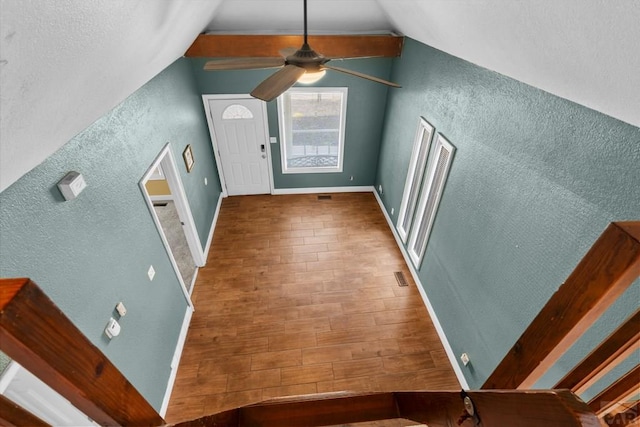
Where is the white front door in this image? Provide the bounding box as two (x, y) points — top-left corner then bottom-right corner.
(206, 97), (272, 196)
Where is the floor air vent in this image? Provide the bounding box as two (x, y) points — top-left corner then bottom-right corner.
(317, 195), (332, 200)
(394, 271), (409, 287)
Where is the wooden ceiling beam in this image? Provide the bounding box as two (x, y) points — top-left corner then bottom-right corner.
(184, 34), (404, 58)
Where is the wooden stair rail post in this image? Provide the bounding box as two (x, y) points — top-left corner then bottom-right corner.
(483, 221), (640, 390)
(0, 278), (164, 426)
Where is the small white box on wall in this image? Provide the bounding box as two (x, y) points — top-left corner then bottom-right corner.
(57, 171), (86, 201)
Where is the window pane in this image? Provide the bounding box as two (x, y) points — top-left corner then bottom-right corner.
(408, 134), (456, 268)
(397, 118), (435, 242)
(278, 88), (347, 173)
(222, 104), (253, 120)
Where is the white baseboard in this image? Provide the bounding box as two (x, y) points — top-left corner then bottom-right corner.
(160, 305), (193, 417)
(272, 185), (374, 195)
(160, 193), (222, 415)
(372, 190), (469, 390)
(203, 192), (224, 260)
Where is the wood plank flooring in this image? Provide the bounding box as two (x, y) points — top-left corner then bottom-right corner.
(165, 193), (459, 423)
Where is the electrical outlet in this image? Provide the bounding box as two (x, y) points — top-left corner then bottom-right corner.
(204, 177), (208, 186)
(378, 185), (383, 194)
(350, 176), (354, 181)
(461, 353), (470, 366)
(391, 208), (395, 215)
(115, 302), (127, 317)
(148, 265), (155, 281)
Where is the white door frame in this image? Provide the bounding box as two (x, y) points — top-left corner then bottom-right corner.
(0, 361), (99, 426)
(140, 143), (204, 306)
(202, 94), (274, 196)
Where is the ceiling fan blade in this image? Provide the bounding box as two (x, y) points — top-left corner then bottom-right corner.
(279, 47), (297, 58)
(322, 64), (401, 88)
(203, 57), (285, 71)
(250, 64), (306, 102)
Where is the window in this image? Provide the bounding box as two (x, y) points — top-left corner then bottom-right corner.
(277, 87), (347, 173)
(222, 104), (253, 120)
(407, 133), (456, 267)
(397, 117), (435, 242)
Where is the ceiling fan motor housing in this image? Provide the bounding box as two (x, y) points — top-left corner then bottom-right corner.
(286, 43), (330, 72)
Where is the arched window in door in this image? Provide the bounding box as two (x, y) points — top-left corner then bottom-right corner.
(222, 104), (254, 120)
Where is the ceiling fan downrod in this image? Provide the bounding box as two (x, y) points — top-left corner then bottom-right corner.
(303, 0), (308, 45)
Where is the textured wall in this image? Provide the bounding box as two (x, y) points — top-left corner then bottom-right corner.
(0, 58), (221, 409)
(376, 38), (640, 389)
(0, 0), (222, 192)
(190, 57), (392, 189)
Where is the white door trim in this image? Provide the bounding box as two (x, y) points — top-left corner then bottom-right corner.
(0, 362), (99, 426)
(140, 143), (203, 307)
(202, 94), (274, 196)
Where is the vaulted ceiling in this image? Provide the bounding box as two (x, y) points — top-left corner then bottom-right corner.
(1, 0), (638, 192)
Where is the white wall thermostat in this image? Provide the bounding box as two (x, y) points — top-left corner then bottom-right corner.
(57, 171), (86, 201)
(104, 317), (121, 339)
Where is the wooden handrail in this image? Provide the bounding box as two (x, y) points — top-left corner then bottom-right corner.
(0, 394), (49, 427)
(483, 221), (640, 390)
(168, 390), (600, 427)
(0, 278), (164, 426)
(603, 402), (639, 427)
(588, 365), (640, 416)
(555, 309), (640, 394)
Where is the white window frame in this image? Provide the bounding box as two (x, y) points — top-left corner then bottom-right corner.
(277, 87), (348, 174)
(397, 117), (435, 242)
(408, 133), (456, 268)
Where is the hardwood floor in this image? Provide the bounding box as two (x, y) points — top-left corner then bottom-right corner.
(165, 193), (460, 423)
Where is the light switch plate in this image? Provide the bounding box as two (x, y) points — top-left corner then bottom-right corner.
(115, 302), (127, 317)
(461, 353), (470, 366)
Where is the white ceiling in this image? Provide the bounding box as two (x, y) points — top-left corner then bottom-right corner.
(1, 0), (638, 192)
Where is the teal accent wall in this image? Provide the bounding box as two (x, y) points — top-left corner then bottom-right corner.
(190, 57), (392, 189)
(375, 38), (640, 389)
(0, 58), (221, 409)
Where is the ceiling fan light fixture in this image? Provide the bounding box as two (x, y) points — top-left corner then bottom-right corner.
(297, 69), (326, 84)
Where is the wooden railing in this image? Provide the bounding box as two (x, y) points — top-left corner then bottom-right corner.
(483, 221), (640, 425)
(168, 389), (600, 427)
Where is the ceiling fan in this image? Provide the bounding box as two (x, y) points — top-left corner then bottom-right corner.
(202, 0), (400, 102)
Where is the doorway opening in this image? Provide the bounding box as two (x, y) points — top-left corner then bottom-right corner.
(140, 144), (204, 301)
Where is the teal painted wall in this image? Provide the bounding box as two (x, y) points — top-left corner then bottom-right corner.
(0, 58), (221, 409)
(375, 38), (640, 389)
(190, 57), (392, 189)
